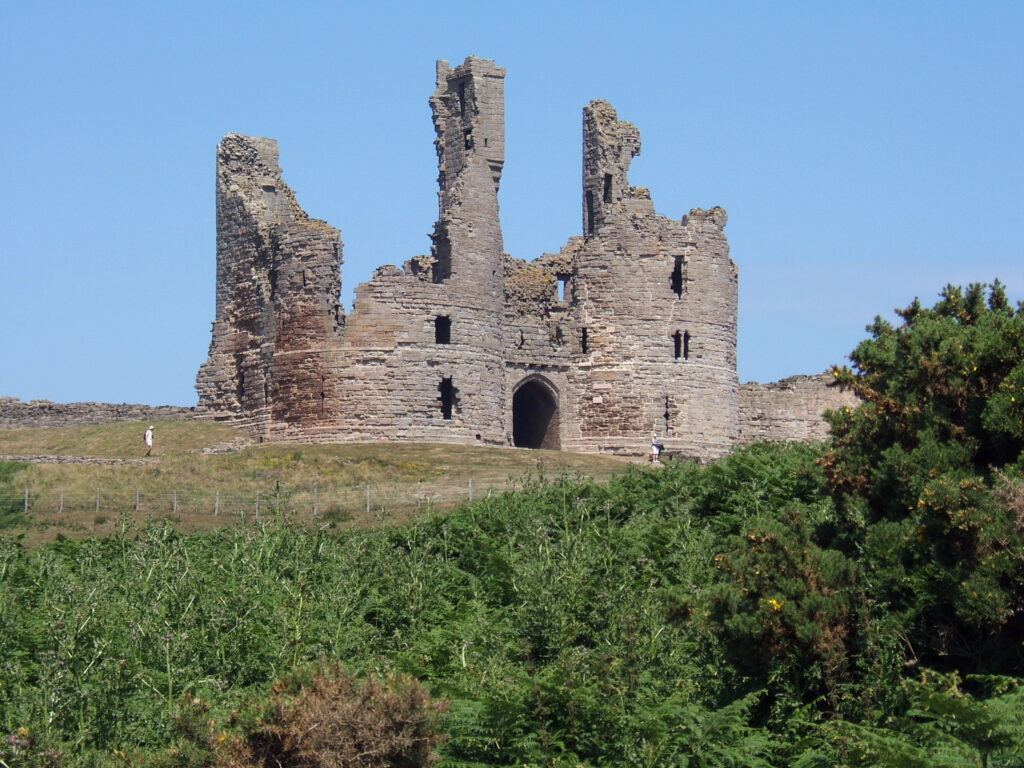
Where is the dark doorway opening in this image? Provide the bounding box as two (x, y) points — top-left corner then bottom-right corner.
(512, 379), (559, 449)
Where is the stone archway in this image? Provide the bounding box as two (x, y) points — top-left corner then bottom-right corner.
(512, 378), (560, 449)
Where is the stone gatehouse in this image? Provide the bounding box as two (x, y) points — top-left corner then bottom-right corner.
(195, 56), (852, 458)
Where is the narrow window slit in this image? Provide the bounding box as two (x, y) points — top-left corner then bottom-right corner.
(671, 255), (684, 297)
(580, 327), (588, 353)
(673, 331), (682, 360)
(434, 315), (451, 344)
(603, 173), (612, 203)
(585, 191), (595, 235)
(268, 267), (278, 301)
(439, 377), (457, 420)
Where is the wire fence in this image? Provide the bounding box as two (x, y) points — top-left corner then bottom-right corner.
(0, 481), (492, 522)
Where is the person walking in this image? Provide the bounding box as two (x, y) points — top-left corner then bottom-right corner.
(144, 425), (154, 457)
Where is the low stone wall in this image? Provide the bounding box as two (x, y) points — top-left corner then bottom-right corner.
(738, 373), (858, 444)
(0, 397), (195, 429)
(0, 455), (155, 465)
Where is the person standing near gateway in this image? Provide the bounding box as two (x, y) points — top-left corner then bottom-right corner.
(650, 430), (662, 463)
(144, 425), (154, 457)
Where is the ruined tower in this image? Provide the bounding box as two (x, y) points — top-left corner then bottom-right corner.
(196, 56), (746, 458)
(194, 134), (342, 434)
(566, 100), (739, 456)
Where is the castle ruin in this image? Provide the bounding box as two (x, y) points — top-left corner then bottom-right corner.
(195, 56), (851, 458)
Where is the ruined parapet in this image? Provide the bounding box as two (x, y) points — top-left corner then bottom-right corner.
(582, 99), (646, 238)
(195, 134), (342, 433)
(739, 373), (860, 444)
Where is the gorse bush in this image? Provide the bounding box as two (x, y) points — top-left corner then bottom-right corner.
(824, 282), (1024, 675)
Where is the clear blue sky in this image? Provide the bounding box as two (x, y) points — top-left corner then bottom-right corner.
(2, 1), (1021, 406)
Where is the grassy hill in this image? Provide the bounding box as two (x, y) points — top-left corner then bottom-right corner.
(0, 420), (632, 544)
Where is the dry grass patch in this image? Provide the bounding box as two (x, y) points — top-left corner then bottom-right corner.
(0, 422), (632, 544)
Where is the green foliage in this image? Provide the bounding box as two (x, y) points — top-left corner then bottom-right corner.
(0, 460), (28, 527)
(802, 672), (1024, 767)
(823, 282), (1024, 673)
(0, 458), (788, 767)
(705, 505), (857, 701)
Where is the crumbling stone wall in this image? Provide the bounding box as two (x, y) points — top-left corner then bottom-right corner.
(738, 374), (859, 444)
(0, 397), (193, 429)
(193, 56), (831, 458)
(194, 134), (342, 435)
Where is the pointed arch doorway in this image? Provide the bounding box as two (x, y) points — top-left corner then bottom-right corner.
(512, 377), (560, 449)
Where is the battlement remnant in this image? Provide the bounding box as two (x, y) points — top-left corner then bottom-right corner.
(194, 56), (844, 458)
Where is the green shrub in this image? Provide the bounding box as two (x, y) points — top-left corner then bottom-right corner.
(0, 460), (28, 528)
(824, 282), (1024, 674)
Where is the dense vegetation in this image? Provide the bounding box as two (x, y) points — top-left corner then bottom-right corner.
(2, 283), (1023, 767)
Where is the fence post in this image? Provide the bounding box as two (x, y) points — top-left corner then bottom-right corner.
(313, 485), (319, 517)
(134, 488), (139, 512)
(469, 479), (473, 502)
(24, 489), (28, 513)
(59, 489), (64, 514)
(95, 489), (99, 514)
(255, 494), (260, 518)
(172, 489), (177, 514)
(214, 491), (219, 516)
(365, 486), (370, 515)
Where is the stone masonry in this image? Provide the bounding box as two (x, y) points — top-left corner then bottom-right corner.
(739, 374), (858, 444)
(0, 397), (193, 429)
(194, 56), (851, 459)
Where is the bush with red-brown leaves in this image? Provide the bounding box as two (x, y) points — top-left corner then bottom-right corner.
(214, 665), (447, 768)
